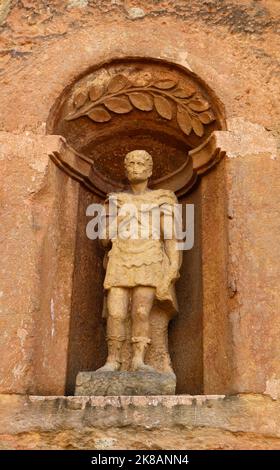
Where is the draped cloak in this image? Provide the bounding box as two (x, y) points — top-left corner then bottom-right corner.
(103, 189), (180, 315)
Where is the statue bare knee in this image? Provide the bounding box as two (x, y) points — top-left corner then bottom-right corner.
(96, 287), (129, 372)
(131, 286), (156, 372)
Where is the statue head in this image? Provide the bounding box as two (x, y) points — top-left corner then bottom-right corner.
(124, 150), (153, 183)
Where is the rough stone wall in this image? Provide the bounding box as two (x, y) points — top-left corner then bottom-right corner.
(0, 0), (280, 127)
(0, 1), (279, 140)
(0, 0), (280, 449)
(0, 1), (279, 148)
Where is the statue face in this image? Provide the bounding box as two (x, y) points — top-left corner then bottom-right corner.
(124, 151), (152, 183)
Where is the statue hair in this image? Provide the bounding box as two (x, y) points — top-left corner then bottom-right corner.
(124, 150), (153, 172)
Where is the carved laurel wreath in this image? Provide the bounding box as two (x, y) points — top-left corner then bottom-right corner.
(65, 74), (216, 137)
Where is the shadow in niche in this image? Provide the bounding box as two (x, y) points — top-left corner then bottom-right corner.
(169, 183), (203, 395)
(65, 186), (107, 395)
(65, 170), (204, 396)
(47, 56), (228, 396)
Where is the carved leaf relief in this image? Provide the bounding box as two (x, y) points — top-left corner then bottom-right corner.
(89, 85), (104, 101)
(88, 107), (111, 122)
(191, 116), (204, 137)
(173, 86), (196, 98)
(107, 74), (128, 93)
(129, 92), (154, 111)
(188, 97), (210, 112)
(198, 110), (215, 124)
(74, 92), (88, 108)
(177, 107), (192, 135)
(153, 79), (177, 90)
(66, 73), (216, 137)
(104, 96), (133, 114)
(154, 95), (173, 120)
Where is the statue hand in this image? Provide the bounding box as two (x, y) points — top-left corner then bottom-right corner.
(158, 265), (179, 299)
(167, 263), (180, 283)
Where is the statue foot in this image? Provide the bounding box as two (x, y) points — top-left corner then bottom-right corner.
(95, 361), (120, 373)
(131, 360), (157, 373)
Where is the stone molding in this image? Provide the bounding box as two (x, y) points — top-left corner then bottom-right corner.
(0, 393), (279, 439)
(49, 131), (226, 197)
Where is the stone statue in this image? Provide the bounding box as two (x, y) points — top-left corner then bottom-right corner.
(97, 150), (181, 376)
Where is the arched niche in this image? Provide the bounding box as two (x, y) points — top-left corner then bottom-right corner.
(45, 57), (229, 395)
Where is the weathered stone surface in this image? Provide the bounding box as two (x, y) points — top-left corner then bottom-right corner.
(0, 132), (80, 395)
(0, 0), (279, 451)
(75, 371), (176, 396)
(126, 7), (146, 20)
(0, 0), (11, 25)
(0, 1), (279, 137)
(200, 121), (280, 395)
(1, 393), (280, 449)
(225, 150), (280, 394)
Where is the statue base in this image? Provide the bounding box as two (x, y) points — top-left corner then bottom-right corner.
(75, 370), (176, 396)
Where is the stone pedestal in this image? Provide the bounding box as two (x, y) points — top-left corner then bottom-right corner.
(75, 371), (176, 396)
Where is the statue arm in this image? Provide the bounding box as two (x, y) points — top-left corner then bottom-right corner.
(160, 203), (182, 283)
(99, 196), (125, 248)
(164, 239), (181, 281)
(100, 201), (112, 249)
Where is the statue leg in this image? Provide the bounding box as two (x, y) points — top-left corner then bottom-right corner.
(130, 286), (156, 372)
(96, 287), (130, 372)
